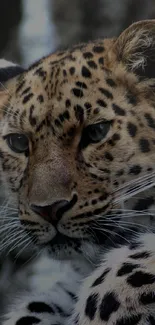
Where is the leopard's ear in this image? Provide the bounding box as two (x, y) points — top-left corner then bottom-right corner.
(111, 20), (155, 79)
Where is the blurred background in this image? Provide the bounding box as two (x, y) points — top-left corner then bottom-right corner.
(0, 0), (155, 317)
(0, 0), (155, 67)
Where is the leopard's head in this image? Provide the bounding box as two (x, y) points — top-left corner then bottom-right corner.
(1, 21), (155, 260)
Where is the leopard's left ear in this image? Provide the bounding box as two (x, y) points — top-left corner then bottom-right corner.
(111, 20), (155, 79)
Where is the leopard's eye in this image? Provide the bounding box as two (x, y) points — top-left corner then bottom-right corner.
(80, 121), (111, 149)
(4, 133), (29, 154)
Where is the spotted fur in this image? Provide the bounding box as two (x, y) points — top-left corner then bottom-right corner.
(2, 20), (155, 325)
(71, 233), (155, 325)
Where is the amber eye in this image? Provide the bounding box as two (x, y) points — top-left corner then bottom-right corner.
(5, 133), (29, 154)
(80, 122), (111, 149)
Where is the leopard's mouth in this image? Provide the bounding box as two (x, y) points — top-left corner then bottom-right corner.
(27, 195), (118, 252)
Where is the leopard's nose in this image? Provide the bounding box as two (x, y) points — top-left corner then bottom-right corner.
(31, 200), (69, 226)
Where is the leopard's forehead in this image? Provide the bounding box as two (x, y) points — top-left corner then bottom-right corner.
(5, 40), (121, 135)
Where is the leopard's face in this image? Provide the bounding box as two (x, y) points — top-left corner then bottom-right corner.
(1, 20), (155, 259)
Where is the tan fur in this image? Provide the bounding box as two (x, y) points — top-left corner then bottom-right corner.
(1, 20), (155, 254)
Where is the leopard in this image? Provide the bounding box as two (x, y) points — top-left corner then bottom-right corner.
(1, 20), (155, 325)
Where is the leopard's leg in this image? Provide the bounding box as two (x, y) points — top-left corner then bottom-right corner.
(2, 260), (82, 325)
(2, 291), (72, 325)
(71, 232), (155, 325)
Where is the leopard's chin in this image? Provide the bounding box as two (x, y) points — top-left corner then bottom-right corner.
(41, 233), (83, 260)
(37, 232), (103, 264)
